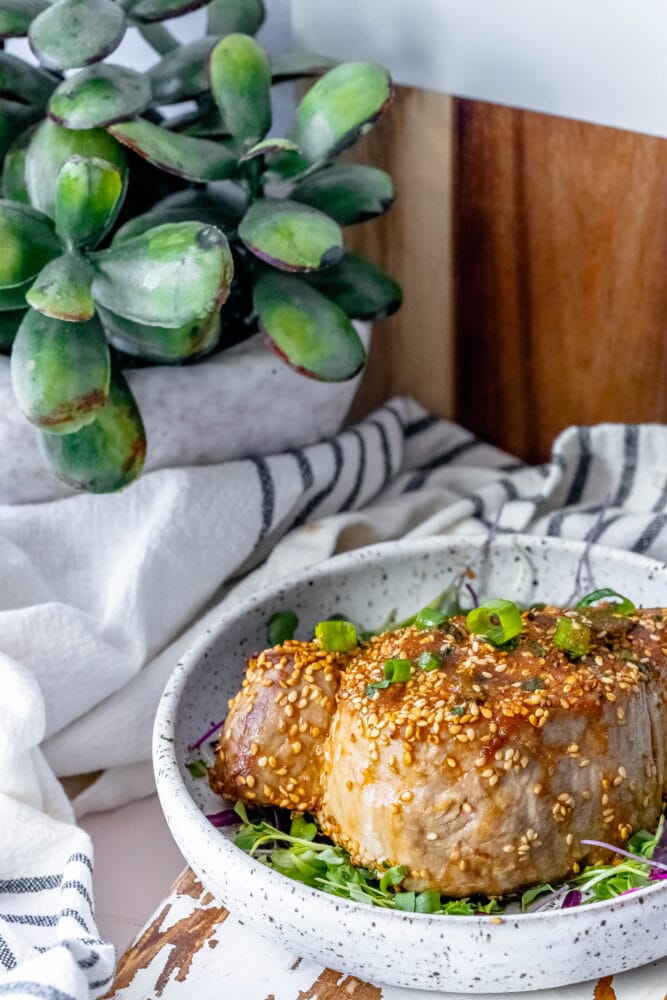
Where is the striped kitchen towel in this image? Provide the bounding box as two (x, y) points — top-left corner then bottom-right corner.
(0, 398), (666, 999)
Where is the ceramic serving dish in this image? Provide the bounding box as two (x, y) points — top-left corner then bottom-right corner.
(153, 534), (667, 992)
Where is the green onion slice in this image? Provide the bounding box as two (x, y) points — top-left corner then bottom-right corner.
(267, 610), (298, 645)
(315, 619), (358, 652)
(417, 651), (442, 672)
(553, 617), (591, 658)
(576, 588), (635, 615)
(466, 599), (523, 646)
(384, 658), (412, 682)
(414, 606), (447, 630)
(185, 759), (208, 779)
(365, 679), (390, 697)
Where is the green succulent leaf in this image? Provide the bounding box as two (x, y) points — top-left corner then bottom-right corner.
(238, 137), (299, 163)
(113, 186), (245, 241)
(0, 0), (48, 39)
(294, 62), (393, 163)
(90, 221), (234, 327)
(291, 164), (394, 226)
(239, 198), (343, 272)
(271, 51), (336, 82)
(130, 0), (209, 23)
(207, 0), (264, 35)
(38, 363), (145, 493)
(26, 252), (95, 322)
(307, 252), (402, 320)
(26, 119), (127, 218)
(148, 36), (218, 104)
(0, 307), (27, 349)
(0, 99), (42, 159)
(0, 199), (61, 291)
(109, 118), (237, 182)
(11, 309), (110, 432)
(169, 104), (228, 139)
(29, 0), (126, 71)
(48, 65), (151, 130)
(209, 34), (271, 146)
(254, 271), (366, 381)
(0, 280), (32, 310)
(0, 52), (58, 106)
(2, 126), (35, 204)
(54, 156), (126, 250)
(98, 303), (220, 362)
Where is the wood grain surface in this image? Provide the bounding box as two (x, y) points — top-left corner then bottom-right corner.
(454, 99), (667, 461)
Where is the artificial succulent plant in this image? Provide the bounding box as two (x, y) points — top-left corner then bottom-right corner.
(0, 0), (401, 493)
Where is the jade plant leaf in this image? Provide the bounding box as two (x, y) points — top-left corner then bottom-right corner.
(130, 0), (209, 23)
(0, 1), (48, 38)
(307, 252), (402, 320)
(90, 221), (234, 327)
(254, 271), (366, 381)
(98, 303), (220, 362)
(0, 308), (26, 349)
(294, 62), (393, 163)
(238, 137), (299, 163)
(29, 0), (126, 71)
(38, 364), (145, 493)
(113, 186), (245, 241)
(271, 52), (336, 82)
(0, 99), (41, 159)
(0, 280), (32, 310)
(26, 119), (127, 218)
(2, 126), (35, 204)
(54, 156), (126, 250)
(0, 200), (61, 291)
(26, 253), (95, 321)
(209, 34), (271, 146)
(109, 119), (237, 182)
(11, 309), (110, 432)
(207, 0), (264, 35)
(170, 105), (228, 139)
(291, 164), (394, 226)
(239, 198), (343, 272)
(148, 36), (218, 104)
(0, 52), (58, 106)
(49, 65), (151, 130)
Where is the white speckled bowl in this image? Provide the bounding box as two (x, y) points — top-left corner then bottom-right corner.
(154, 535), (667, 992)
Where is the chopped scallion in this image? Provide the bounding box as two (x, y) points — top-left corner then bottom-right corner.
(384, 658), (412, 682)
(267, 610), (298, 645)
(417, 651), (442, 672)
(466, 599), (523, 646)
(553, 617), (591, 658)
(522, 677), (546, 692)
(414, 606), (447, 630)
(576, 588), (635, 615)
(185, 759), (208, 779)
(315, 619), (358, 652)
(365, 679), (390, 697)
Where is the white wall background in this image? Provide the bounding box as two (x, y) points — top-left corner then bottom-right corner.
(292, 0), (667, 140)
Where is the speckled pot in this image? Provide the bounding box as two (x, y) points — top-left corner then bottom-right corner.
(0, 324), (370, 505)
(153, 535), (667, 993)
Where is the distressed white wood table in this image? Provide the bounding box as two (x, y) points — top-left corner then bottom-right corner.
(103, 869), (667, 1000)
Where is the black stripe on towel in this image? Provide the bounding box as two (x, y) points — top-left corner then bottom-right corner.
(0, 876), (61, 894)
(564, 426), (592, 506)
(250, 457), (275, 544)
(292, 441), (344, 528)
(368, 418), (393, 490)
(612, 425), (639, 507)
(340, 430), (366, 511)
(287, 448), (314, 492)
(0, 984), (76, 1000)
(403, 437), (482, 493)
(0, 933), (15, 971)
(633, 514), (667, 554)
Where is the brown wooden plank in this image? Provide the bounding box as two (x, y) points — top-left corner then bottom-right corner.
(454, 99), (667, 462)
(345, 86), (454, 423)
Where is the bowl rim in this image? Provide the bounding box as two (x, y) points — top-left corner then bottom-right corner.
(153, 532), (667, 927)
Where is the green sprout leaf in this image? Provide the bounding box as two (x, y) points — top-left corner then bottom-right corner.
(0, 52), (58, 107)
(26, 252), (95, 322)
(49, 65), (151, 131)
(98, 304), (221, 363)
(26, 119), (127, 219)
(109, 118), (237, 182)
(0, 99), (42, 160)
(207, 0), (264, 35)
(54, 156), (126, 251)
(38, 363), (146, 493)
(294, 62), (393, 164)
(0, 199), (61, 292)
(292, 164), (394, 226)
(29, 0), (126, 71)
(0, 1), (48, 39)
(11, 308), (110, 432)
(307, 252), (402, 320)
(209, 34), (272, 147)
(239, 198), (343, 272)
(254, 271), (366, 382)
(91, 221), (234, 328)
(147, 36), (218, 104)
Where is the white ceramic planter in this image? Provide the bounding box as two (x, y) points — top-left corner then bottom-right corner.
(0, 325), (370, 505)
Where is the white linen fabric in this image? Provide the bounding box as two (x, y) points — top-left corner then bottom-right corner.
(0, 397), (666, 999)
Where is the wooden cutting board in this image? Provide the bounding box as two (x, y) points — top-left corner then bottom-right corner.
(103, 867), (667, 1000)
